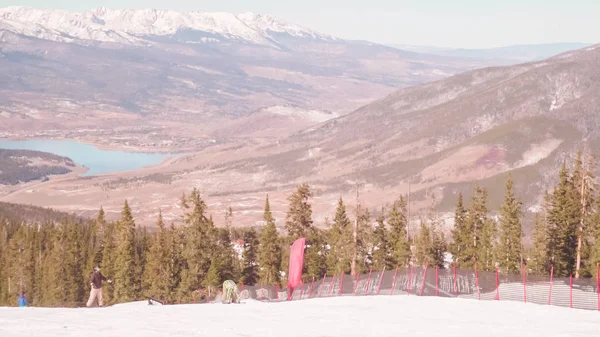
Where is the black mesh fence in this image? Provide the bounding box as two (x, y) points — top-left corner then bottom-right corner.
(214, 265), (600, 311)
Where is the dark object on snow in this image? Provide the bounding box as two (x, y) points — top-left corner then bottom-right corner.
(148, 298), (164, 305)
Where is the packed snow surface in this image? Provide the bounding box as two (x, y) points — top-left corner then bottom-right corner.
(2, 295), (599, 337)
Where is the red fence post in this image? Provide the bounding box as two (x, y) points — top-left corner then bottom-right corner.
(317, 274), (326, 297)
(299, 283), (305, 300)
(308, 277), (315, 299)
(495, 268), (500, 301)
(475, 264), (480, 300)
(408, 264), (414, 296)
(376, 266), (386, 295)
(453, 264), (458, 297)
(420, 261), (429, 296)
(338, 273), (344, 296)
(435, 266), (439, 297)
(328, 274), (336, 297)
(354, 272), (360, 296)
(390, 265), (399, 295)
(364, 268), (373, 295)
(570, 274), (573, 309)
(548, 266), (554, 306)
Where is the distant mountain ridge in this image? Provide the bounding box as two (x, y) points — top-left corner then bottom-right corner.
(0, 6), (335, 47)
(389, 42), (593, 64)
(0, 6), (498, 140)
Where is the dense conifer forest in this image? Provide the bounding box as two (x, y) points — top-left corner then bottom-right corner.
(1, 150), (600, 307)
(0, 149), (75, 185)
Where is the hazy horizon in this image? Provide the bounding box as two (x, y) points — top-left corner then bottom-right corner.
(1, 0), (598, 49)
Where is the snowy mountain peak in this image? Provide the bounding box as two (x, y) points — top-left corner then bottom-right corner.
(0, 6), (337, 47)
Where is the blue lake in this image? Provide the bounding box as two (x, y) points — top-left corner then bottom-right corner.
(0, 139), (175, 176)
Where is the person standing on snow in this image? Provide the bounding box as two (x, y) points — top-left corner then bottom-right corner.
(86, 266), (112, 307)
(18, 291), (28, 307)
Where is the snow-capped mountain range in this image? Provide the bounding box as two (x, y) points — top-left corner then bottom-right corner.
(0, 6), (337, 47)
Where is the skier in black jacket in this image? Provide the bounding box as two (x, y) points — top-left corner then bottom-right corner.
(86, 266), (112, 307)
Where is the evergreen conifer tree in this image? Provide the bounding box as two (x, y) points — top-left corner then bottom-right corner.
(589, 195), (600, 277)
(89, 207), (106, 269)
(450, 192), (469, 267)
(388, 196), (410, 267)
(529, 212), (549, 275)
(304, 228), (327, 281)
(546, 162), (580, 277)
(497, 174), (523, 274)
(461, 184), (492, 269)
(257, 195), (281, 285)
(326, 197), (353, 274)
(178, 188), (215, 300)
(100, 221), (116, 304)
(371, 209), (394, 270)
(65, 222), (84, 306)
(414, 219), (432, 266)
(284, 184), (313, 239)
(144, 211), (169, 300)
(240, 227), (259, 285)
(113, 200), (138, 302)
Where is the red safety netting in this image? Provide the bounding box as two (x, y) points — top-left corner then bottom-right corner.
(225, 265), (600, 311)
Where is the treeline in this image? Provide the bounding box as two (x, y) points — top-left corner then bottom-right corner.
(0, 149), (74, 185)
(1, 150), (600, 307)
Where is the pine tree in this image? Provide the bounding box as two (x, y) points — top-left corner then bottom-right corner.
(6, 226), (36, 304)
(450, 192), (469, 267)
(0, 220), (8, 305)
(326, 197), (353, 274)
(257, 195), (281, 285)
(89, 207), (106, 269)
(212, 226), (240, 287)
(388, 196), (410, 267)
(461, 184), (492, 270)
(113, 200), (138, 303)
(589, 194), (600, 277)
(547, 162), (580, 277)
(304, 228), (327, 281)
(134, 226), (150, 296)
(354, 207), (373, 274)
(165, 222), (182, 302)
(144, 211), (169, 300)
(284, 183), (313, 239)
(497, 174), (523, 274)
(479, 218), (497, 272)
(178, 189), (215, 300)
(240, 227), (259, 285)
(572, 150), (596, 278)
(529, 212), (549, 275)
(46, 223), (69, 306)
(430, 227), (447, 269)
(414, 219), (432, 266)
(65, 222), (84, 306)
(100, 221), (116, 304)
(371, 209), (394, 271)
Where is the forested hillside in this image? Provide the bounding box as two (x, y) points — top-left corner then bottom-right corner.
(0, 149), (75, 185)
(1, 149), (599, 307)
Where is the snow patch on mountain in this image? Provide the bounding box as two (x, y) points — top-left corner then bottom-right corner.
(264, 105), (339, 123)
(237, 12), (336, 40)
(0, 6), (336, 47)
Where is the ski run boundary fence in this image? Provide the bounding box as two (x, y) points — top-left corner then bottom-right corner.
(196, 264), (600, 311)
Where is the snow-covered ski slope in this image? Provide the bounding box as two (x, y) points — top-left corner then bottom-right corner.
(1, 296), (599, 337)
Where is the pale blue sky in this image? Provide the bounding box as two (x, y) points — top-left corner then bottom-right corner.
(3, 0), (598, 48)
